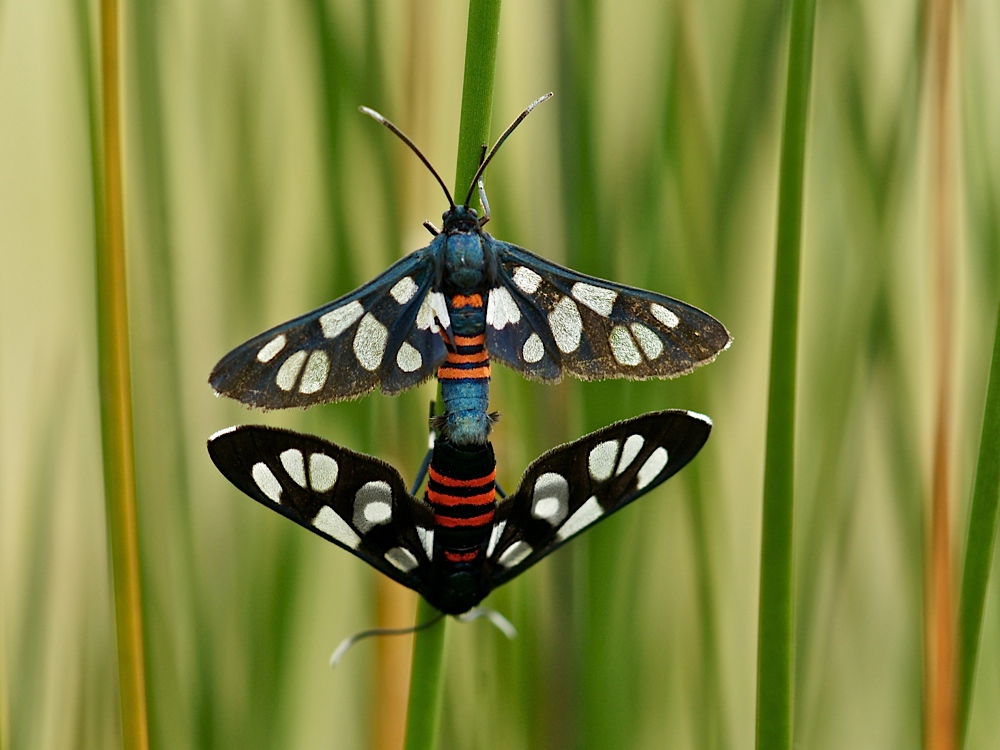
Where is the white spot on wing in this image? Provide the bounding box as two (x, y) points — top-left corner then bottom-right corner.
(630, 323), (663, 361)
(257, 334), (286, 363)
(522, 333), (544, 363)
(651, 303), (680, 329)
(389, 276), (419, 304)
(396, 342), (423, 372)
(588, 440), (619, 481)
(512, 266), (542, 294)
(353, 313), (388, 371)
(572, 282), (617, 316)
(486, 286), (521, 329)
(616, 434), (645, 475)
(686, 410), (713, 426)
(353, 481), (393, 532)
(486, 519), (507, 557)
(416, 292), (451, 332)
(313, 506), (361, 549)
(385, 547), (419, 572)
(498, 540), (532, 569)
(275, 351), (307, 391)
(416, 526), (434, 560)
(636, 447), (669, 490)
(531, 472), (569, 526)
(320, 300), (364, 338)
(556, 496), (605, 541)
(309, 453), (339, 492)
(279, 449), (306, 487)
(609, 326), (642, 366)
(299, 350), (330, 394)
(252, 463), (282, 503)
(549, 296), (582, 353)
(209, 425), (238, 441)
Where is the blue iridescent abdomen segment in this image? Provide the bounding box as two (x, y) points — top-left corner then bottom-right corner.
(438, 294), (491, 445)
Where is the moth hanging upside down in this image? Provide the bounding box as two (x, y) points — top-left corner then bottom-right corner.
(208, 410), (711, 615)
(209, 95), (731, 445)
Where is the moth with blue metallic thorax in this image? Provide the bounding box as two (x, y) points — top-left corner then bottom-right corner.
(208, 410), (711, 615)
(209, 95), (731, 445)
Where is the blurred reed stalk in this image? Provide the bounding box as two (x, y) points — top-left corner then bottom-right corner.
(403, 1), (502, 748)
(94, 0), (150, 747)
(756, 0), (816, 747)
(925, 0), (958, 747)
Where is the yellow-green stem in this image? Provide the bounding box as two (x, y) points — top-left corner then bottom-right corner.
(96, 0), (150, 747)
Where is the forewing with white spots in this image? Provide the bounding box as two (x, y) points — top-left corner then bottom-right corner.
(209, 248), (450, 409)
(207, 425), (434, 590)
(487, 409), (712, 585)
(485, 239), (731, 383)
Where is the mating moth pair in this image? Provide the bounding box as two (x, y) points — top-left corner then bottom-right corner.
(208, 95), (730, 616)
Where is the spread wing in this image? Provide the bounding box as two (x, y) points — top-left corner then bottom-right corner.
(208, 425), (435, 592)
(485, 410), (712, 586)
(210, 247), (451, 409)
(484, 239), (731, 383)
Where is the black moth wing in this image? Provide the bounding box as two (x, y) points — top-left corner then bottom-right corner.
(487, 410), (712, 586)
(208, 425), (435, 592)
(209, 247), (450, 409)
(485, 238), (731, 383)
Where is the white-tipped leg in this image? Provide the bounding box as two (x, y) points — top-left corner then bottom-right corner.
(458, 607), (517, 640)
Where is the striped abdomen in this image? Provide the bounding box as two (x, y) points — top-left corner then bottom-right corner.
(439, 294), (491, 445)
(425, 439), (496, 565)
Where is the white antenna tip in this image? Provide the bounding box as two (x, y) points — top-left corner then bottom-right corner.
(358, 106), (385, 124)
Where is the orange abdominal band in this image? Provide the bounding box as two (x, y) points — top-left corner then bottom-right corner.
(451, 294), (483, 308)
(438, 365), (490, 380)
(435, 510), (495, 528)
(427, 488), (496, 507)
(444, 550), (479, 563)
(429, 467), (496, 487)
(452, 334), (485, 347)
(445, 350), (489, 365)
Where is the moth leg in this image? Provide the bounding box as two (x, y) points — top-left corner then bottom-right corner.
(477, 143), (491, 226)
(410, 447), (433, 495)
(495, 481), (507, 500)
(410, 400), (438, 495)
(423, 220), (440, 236)
(478, 178), (491, 225)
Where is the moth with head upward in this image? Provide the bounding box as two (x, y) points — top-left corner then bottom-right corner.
(209, 94), (731, 445)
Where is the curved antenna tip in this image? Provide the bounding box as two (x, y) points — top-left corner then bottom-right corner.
(462, 92), (555, 207)
(358, 105), (456, 209)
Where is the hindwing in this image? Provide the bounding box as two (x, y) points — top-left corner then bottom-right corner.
(208, 410), (711, 612)
(485, 239), (731, 383)
(486, 410), (712, 585)
(210, 249), (450, 409)
(207, 425), (434, 590)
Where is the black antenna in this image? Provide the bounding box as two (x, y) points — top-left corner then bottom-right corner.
(359, 106), (457, 211)
(462, 92), (554, 208)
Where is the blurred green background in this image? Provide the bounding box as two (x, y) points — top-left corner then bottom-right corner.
(2, 0), (999, 747)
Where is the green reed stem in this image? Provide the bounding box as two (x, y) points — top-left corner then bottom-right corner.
(403, 598), (448, 750)
(94, 1), (150, 747)
(404, 2), (502, 748)
(957, 299), (1000, 746)
(755, 0), (816, 748)
(453, 0), (502, 210)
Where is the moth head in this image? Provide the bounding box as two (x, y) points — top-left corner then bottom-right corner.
(441, 205), (481, 234)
